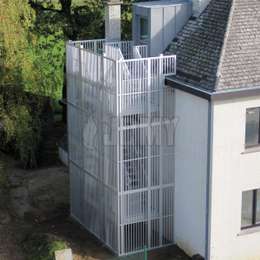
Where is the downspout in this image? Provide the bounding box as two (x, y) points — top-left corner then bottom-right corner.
(205, 99), (213, 260)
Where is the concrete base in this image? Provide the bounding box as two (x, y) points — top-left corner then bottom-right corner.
(55, 248), (73, 260)
(58, 147), (68, 166)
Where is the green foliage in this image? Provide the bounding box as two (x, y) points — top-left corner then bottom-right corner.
(71, 0), (104, 39)
(0, 0), (64, 167)
(12, 106), (41, 168)
(0, 156), (8, 189)
(121, 3), (133, 40)
(0, 0), (35, 85)
(26, 31), (65, 99)
(0, 0), (139, 167)
(23, 233), (68, 260)
(0, 0), (65, 98)
(0, 91), (42, 168)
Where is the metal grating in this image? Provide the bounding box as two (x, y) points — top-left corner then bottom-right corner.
(67, 39), (176, 256)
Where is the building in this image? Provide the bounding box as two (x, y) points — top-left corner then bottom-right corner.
(66, 0), (260, 259)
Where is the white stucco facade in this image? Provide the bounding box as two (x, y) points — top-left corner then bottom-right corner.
(209, 95), (260, 260)
(174, 89), (209, 257)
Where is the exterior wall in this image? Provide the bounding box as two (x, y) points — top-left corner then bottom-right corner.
(174, 89), (209, 257)
(132, 5), (150, 46)
(151, 3), (191, 56)
(132, 1), (192, 56)
(209, 95), (260, 260)
(192, 0), (211, 17)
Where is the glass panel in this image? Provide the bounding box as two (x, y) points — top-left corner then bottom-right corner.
(245, 108), (260, 147)
(256, 189), (260, 223)
(140, 18), (148, 40)
(241, 190), (253, 228)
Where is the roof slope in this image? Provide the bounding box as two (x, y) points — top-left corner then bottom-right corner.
(217, 0), (260, 90)
(167, 0), (260, 92)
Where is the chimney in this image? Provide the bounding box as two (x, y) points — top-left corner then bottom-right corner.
(192, 0), (211, 17)
(105, 0), (122, 42)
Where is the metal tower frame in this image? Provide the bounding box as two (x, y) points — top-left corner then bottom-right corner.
(67, 39), (176, 255)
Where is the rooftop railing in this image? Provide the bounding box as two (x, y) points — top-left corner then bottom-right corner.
(70, 39), (148, 60)
(67, 39), (176, 113)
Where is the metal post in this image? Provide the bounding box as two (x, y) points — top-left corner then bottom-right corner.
(159, 54), (163, 246)
(118, 60), (125, 255)
(147, 58), (151, 249)
(144, 246), (148, 260)
(94, 40), (97, 54)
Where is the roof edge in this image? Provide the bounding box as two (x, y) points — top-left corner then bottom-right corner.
(165, 77), (212, 100)
(165, 77), (260, 101)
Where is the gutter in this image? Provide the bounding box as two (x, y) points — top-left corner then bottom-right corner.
(165, 77), (212, 100)
(165, 77), (260, 101)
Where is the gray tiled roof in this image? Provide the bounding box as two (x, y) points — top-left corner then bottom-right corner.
(167, 0), (260, 92)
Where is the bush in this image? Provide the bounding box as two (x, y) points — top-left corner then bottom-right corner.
(6, 105), (41, 168)
(0, 87), (53, 168)
(0, 157), (8, 189)
(22, 233), (68, 260)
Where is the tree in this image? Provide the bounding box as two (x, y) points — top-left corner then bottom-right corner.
(60, 0), (72, 15)
(0, 0), (139, 167)
(0, 0), (35, 85)
(0, 0), (62, 167)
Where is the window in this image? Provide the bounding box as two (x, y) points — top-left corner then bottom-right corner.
(140, 17), (148, 40)
(245, 107), (260, 148)
(241, 189), (260, 229)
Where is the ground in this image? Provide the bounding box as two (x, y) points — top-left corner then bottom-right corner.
(0, 152), (190, 260)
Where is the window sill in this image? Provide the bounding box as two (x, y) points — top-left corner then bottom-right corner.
(238, 226), (260, 236)
(242, 146), (260, 154)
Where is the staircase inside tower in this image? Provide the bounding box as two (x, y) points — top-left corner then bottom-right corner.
(123, 114), (148, 192)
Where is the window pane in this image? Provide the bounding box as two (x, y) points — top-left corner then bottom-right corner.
(241, 190), (253, 228)
(245, 108), (260, 147)
(256, 190), (260, 223)
(140, 18), (148, 40)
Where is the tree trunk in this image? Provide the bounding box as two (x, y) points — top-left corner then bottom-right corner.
(59, 0), (72, 16)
